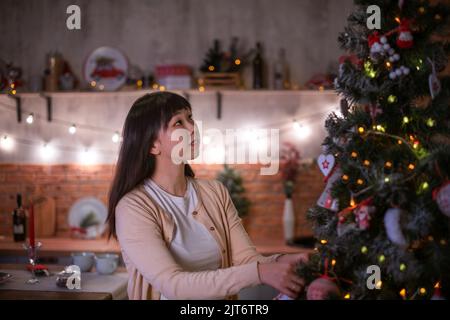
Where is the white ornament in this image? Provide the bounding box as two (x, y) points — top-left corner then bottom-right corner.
(389, 56), (396, 62)
(380, 36), (388, 44)
(317, 154), (335, 177)
(396, 69), (403, 76)
(384, 208), (408, 247)
(393, 54), (400, 61)
(317, 167), (341, 212)
(434, 181), (450, 217)
(383, 43), (391, 50)
(388, 48), (395, 56)
(389, 72), (397, 80)
(403, 67), (410, 75)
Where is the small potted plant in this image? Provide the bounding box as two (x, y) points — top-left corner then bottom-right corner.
(280, 142), (301, 244)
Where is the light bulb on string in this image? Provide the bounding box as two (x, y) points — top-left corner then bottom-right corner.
(112, 132), (121, 143)
(69, 124), (77, 135)
(26, 113), (34, 124)
(399, 288), (407, 299)
(79, 148), (98, 165)
(39, 143), (56, 161)
(376, 280), (382, 289)
(0, 135), (14, 151)
(293, 120), (311, 139)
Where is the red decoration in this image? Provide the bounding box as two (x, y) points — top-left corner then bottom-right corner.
(338, 55), (363, 68)
(368, 32), (381, 48)
(354, 200), (376, 230)
(396, 19), (414, 49)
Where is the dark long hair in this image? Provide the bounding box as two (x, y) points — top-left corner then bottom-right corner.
(107, 92), (195, 238)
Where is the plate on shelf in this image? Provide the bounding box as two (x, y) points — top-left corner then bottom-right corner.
(68, 197), (108, 239)
(83, 46), (128, 91)
(0, 272), (12, 284)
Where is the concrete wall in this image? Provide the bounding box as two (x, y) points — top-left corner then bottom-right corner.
(0, 90), (340, 164)
(0, 0), (354, 88)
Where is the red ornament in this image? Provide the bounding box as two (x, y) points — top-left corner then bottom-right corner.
(354, 203), (376, 230)
(396, 19), (414, 49)
(307, 276), (341, 300)
(368, 31), (381, 48)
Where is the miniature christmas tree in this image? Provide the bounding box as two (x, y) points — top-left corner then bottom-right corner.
(217, 164), (250, 218)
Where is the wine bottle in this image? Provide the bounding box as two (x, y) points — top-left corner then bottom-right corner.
(252, 42), (264, 89)
(13, 193), (26, 242)
(273, 48), (290, 90)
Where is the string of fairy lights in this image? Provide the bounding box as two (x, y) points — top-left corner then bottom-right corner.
(0, 91), (341, 163)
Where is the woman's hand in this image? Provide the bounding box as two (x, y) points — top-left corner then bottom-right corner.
(257, 261), (305, 299)
(276, 253), (310, 265)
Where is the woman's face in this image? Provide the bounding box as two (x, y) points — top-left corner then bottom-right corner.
(151, 108), (200, 163)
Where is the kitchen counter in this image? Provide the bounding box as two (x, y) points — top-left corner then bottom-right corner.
(0, 237), (312, 257)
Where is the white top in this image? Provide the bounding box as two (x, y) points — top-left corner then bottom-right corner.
(144, 177), (222, 299)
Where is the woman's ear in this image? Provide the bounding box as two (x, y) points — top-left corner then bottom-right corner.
(150, 140), (161, 156)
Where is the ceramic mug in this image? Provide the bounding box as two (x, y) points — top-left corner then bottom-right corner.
(95, 253), (119, 275)
(71, 252), (95, 272)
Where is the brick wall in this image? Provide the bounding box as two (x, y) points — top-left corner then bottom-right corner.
(0, 163), (324, 243)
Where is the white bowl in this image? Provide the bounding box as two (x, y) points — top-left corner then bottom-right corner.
(95, 253), (119, 275)
(71, 252), (95, 272)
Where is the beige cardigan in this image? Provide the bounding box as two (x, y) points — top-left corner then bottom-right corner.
(115, 178), (280, 300)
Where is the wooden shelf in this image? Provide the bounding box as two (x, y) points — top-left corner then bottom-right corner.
(0, 89), (336, 99)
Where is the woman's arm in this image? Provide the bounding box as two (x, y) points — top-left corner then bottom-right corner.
(215, 181), (283, 266)
(116, 196), (261, 300)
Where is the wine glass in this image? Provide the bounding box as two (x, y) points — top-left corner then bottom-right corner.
(22, 241), (42, 284)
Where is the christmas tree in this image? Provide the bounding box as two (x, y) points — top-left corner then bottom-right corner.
(299, 0), (450, 300)
(217, 164), (250, 218)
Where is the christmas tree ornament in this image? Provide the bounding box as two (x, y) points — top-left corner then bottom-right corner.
(432, 181), (450, 217)
(354, 200), (376, 230)
(306, 277), (341, 300)
(428, 58), (441, 99)
(317, 154), (335, 177)
(384, 208), (408, 247)
(396, 19), (414, 49)
(368, 32), (383, 62)
(317, 167), (341, 212)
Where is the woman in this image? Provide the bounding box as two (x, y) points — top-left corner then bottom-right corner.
(108, 91), (306, 300)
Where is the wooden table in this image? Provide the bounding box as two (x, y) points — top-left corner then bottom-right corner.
(0, 264), (127, 300)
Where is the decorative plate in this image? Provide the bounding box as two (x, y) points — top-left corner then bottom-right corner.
(68, 197), (108, 239)
(83, 46), (128, 91)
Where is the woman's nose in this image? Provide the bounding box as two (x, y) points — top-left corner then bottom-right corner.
(185, 120), (195, 134)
